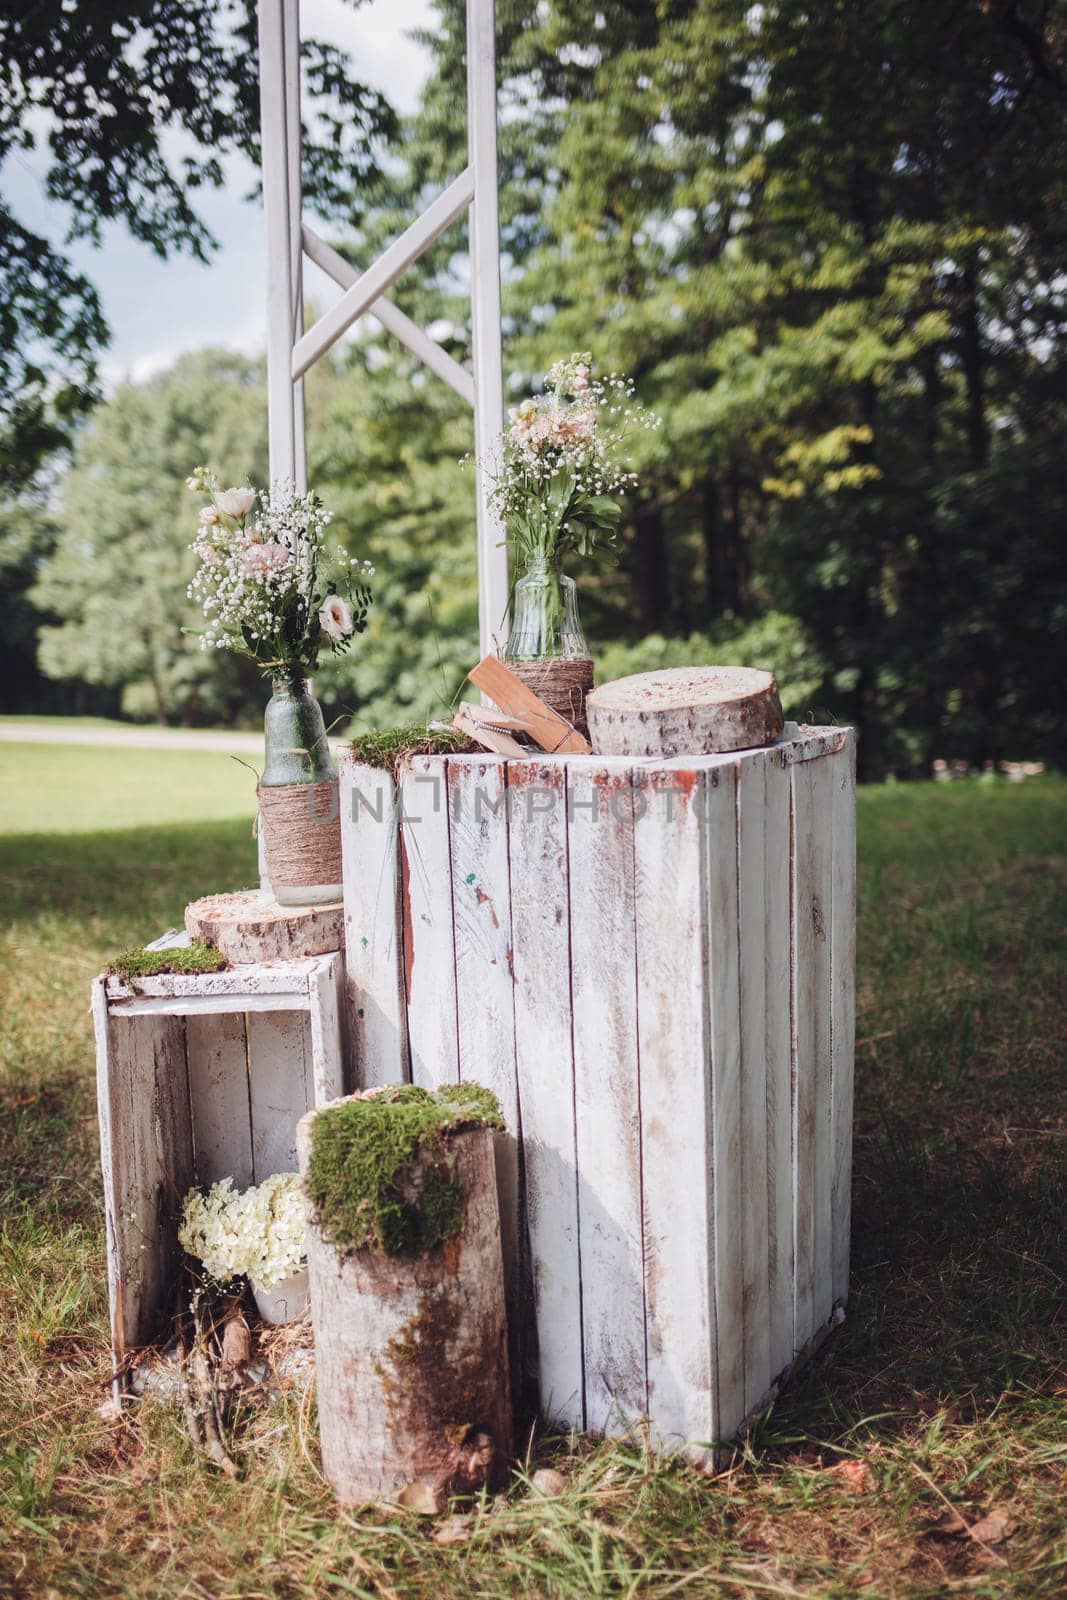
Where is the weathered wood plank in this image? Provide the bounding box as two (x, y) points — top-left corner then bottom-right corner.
(764, 745), (795, 1380)
(308, 954), (346, 1106)
(830, 733), (857, 1306)
(508, 758), (584, 1426)
(338, 752), (408, 1088)
(247, 1010), (311, 1179)
(105, 961), (320, 1002)
(568, 763), (646, 1433)
(791, 759), (816, 1351)
(705, 760), (745, 1440)
(400, 756), (459, 1088)
(737, 750), (771, 1414)
(106, 992), (309, 1019)
(808, 754), (835, 1330)
(634, 767), (716, 1454)
(95, 1004), (193, 1358)
(185, 1012), (253, 1189)
(446, 757), (526, 1398)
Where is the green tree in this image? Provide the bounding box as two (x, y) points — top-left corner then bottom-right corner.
(0, 0), (396, 482)
(32, 349), (268, 723)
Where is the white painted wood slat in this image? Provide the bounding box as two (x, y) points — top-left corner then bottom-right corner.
(634, 767), (717, 1455)
(508, 759), (584, 1427)
(247, 1010), (310, 1180)
(705, 760), (745, 1441)
(763, 747), (795, 1381)
(737, 751), (772, 1415)
(830, 733), (857, 1306)
(446, 756), (526, 1399)
(339, 752), (408, 1088)
(401, 758), (459, 1089)
(568, 764), (647, 1433)
(185, 1012), (253, 1190)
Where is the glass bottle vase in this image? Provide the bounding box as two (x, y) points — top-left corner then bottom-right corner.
(259, 676), (342, 907)
(504, 557), (590, 661)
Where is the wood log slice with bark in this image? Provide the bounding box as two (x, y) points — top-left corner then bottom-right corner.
(586, 666), (784, 758)
(185, 889), (342, 963)
(296, 1098), (512, 1509)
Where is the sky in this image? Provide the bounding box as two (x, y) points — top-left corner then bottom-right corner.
(0, 0), (434, 385)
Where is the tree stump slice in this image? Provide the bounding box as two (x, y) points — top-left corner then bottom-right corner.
(184, 890), (343, 964)
(296, 1102), (512, 1508)
(587, 665), (784, 758)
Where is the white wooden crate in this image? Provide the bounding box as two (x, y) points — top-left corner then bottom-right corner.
(339, 726), (856, 1457)
(91, 942), (345, 1379)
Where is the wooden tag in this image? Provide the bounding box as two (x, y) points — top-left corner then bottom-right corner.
(469, 656), (591, 755)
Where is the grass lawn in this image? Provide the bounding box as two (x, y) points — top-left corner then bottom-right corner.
(1, 744), (1065, 1598)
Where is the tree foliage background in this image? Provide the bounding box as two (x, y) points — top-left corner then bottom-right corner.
(3, 0), (1065, 777)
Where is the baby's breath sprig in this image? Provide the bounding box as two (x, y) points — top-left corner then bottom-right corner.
(479, 353), (662, 567)
(185, 471), (374, 678)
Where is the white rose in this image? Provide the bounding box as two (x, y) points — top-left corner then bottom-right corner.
(198, 504), (218, 525)
(215, 486), (257, 519)
(319, 595), (354, 641)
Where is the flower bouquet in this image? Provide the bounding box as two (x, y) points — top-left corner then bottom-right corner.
(179, 1172), (309, 1324)
(487, 354), (660, 734)
(186, 469), (373, 905)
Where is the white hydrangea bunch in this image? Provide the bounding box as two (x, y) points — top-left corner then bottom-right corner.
(486, 352), (662, 566)
(179, 1173), (307, 1289)
(185, 467), (374, 677)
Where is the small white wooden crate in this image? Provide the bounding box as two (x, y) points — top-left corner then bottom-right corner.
(339, 726), (856, 1456)
(91, 942), (344, 1377)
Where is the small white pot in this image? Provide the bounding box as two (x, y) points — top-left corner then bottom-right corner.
(251, 1268), (309, 1325)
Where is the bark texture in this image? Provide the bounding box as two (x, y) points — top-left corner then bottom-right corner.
(184, 890), (343, 962)
(296, 1109), (512, 1508)
(587, 666), (784, 758)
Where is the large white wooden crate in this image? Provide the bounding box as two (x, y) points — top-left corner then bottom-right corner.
(91, 946), (344, 1377)
(340, 726), (856, 1454)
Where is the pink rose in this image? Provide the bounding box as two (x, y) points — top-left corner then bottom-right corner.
(239, 541), (291, 577)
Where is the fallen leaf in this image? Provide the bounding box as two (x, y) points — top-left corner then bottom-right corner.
(220, 1311), (251, 1378)
(434, 1514), (472, 1545)
(529, 1468), (568, 1497)
(968, 1508), (1016, 1545)
(832, 1458), (874, 1494)
(397, 1479), (443, 1515)
(929, 1505), (1015, 1546)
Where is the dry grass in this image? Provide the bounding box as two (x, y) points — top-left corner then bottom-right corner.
(1, 748), (1065, 1598)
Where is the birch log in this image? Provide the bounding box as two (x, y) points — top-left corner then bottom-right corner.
(587, 666), (783, 758)
(185, 890), (343, 963)
(296, 1105), (512, 1508)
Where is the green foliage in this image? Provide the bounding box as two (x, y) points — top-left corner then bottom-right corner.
(107, 942), (227, 982)
(30, 351), (269, 724)
(305, 1083), (504, 1258)
(0, 0), (397, 476)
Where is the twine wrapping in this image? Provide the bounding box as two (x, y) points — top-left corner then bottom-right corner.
(258, 778), (342, 890)
(506, 657), (594, 741)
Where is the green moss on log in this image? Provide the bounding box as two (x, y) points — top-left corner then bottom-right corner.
(305, 1083), (504, 1258)
(108, 942), (228, 982)
(348, 724), (475, 779)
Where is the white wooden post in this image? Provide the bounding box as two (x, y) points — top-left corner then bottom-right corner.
(466, 0), (508, 653)
(256, 0), (508, 643)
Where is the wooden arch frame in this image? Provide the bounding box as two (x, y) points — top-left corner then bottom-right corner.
(256, 0), (508, 653)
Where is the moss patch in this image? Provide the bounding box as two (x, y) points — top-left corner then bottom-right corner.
(348, 724), (475, 779)
(107, 941), (228, 982)
(305, 1083), (504, 1258)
